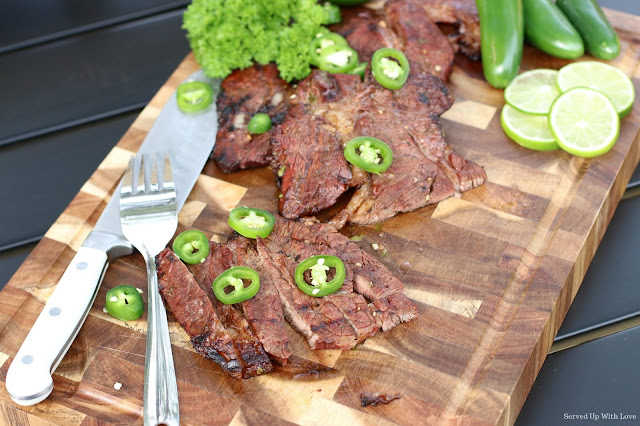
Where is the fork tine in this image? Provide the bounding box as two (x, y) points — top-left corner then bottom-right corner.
(162, 153), (175, 191)
(149, 153), (160, 192)
(137, 154), (147, 193)
(121, 155), (134, 196)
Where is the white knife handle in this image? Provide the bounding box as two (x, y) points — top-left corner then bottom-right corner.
(5, 246), (108, 406)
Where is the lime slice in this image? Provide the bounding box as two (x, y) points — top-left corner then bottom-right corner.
(504, 69), (561, 115)
(549, 87), (619, 158)
(500, 105), (559, 151)
(557, 61), (635, 118)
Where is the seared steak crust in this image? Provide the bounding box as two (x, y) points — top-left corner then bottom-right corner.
(272, 72), (364, 219)
(256, 237), (362, 350)
(156, 248), (242, 379)
(188, 245), (272, 378)
(212, 63), (292, 172)
(192, 237), (291, 365)
(261, 216), (415, 335)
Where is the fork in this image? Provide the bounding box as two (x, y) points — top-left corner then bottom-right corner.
(120, 152), (179, 426)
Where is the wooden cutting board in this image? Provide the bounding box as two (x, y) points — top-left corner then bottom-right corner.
(1, 9), (639, 426)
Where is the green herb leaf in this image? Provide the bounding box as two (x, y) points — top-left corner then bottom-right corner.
(183, 0), (333, 82)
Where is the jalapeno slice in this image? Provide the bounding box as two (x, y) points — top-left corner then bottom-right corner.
(172, 230), (210, 264)
(247, 113), (272, 134)
(228, 207), (276, 239)
(295, 255), (346, 297)
(310, 33), (349, 66)
(176, 81), (214, 113)
(213, 267), (260, 304)
(371, 48), (410, 90)
(318, 44), (359, 74)
(323, 3), (342, 24)
(105, 285), (144, 321)
(344, 136), (393, 173)
(349, 62), (368, 80)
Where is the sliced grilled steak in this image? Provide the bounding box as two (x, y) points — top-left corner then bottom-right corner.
(368, 68), (454, 117)
(268, 216), (416, 331)
(421, 0), (481, 59)
(188, 242), (272, 378)
(261, 217), (379, 342)
(331, 83), (485, 226)
(255, 237), (361, 350)
(271, 71), (364, 219)
(156, 248), (242, 379)
(332, 7), (400, 63)
(212, 63), (292, 172)
(384, 0), (455, 82)
(191, 237), (291, 365)
(210, 0), (485, 227)
(241, 246), (292, 365)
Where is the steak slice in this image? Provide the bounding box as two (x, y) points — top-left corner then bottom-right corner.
(212, 63), (292, 172)
(331, 96), (485, 226)
(332, 7), (400, 63)
(156, 248), (242, 379)
(261, 217), (379, 342)
(255, 237), (361, 350)
(421, 0), (481, 59)
(384, 0), (455, 81)
(241, 246), (292, 365)
(269, 216), (416, 331)
(188, 240), (273, 376)
(191, 237), (291, 365)
(272, 71), (364, 219)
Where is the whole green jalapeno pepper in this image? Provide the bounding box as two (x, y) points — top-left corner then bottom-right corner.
(556, 0), (620, 60)
(476, 0), (524, 88)
(523, 0), (584, 59)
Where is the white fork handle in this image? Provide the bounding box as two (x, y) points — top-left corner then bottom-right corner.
(143, 254), (179, 426)
(5, 247), (108, 405)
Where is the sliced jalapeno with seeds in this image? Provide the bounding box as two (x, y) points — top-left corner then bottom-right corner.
(105, 285), (144, 321)
(318, 45), (359, 74)
(228, 207), (275, 239)
(294, 255), (345, 297)
(309, 33), (349, 66)
(371, 48), (410, 90)
(344, 136), (393, 174)
(172, 230), (210, 264)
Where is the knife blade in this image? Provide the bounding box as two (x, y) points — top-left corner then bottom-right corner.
(6, 70), (220, 406)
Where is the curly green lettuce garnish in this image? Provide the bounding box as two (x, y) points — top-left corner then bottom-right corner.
(183, 0), (338, 82)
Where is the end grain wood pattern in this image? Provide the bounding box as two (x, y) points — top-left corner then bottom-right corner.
(1, 9), (639, 426)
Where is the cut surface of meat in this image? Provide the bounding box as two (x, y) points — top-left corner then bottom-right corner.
(187, 242), (273, 378)
(212, 63), (292, 172)
(256, 237), (362, 350)
(384, 0), (455, 81)
(241, 247), (292, 365)
(332, 7), (399, 63)
(192, 237), (292, 365)
(156, 248), (242, 379)
(260, 216), (416, 335)
(209, 0), (486, 229)
(271, 72), (363, 219)
(420, 0), (481, 59)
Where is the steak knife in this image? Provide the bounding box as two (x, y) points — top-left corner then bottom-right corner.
(6, 70), (220, 406)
